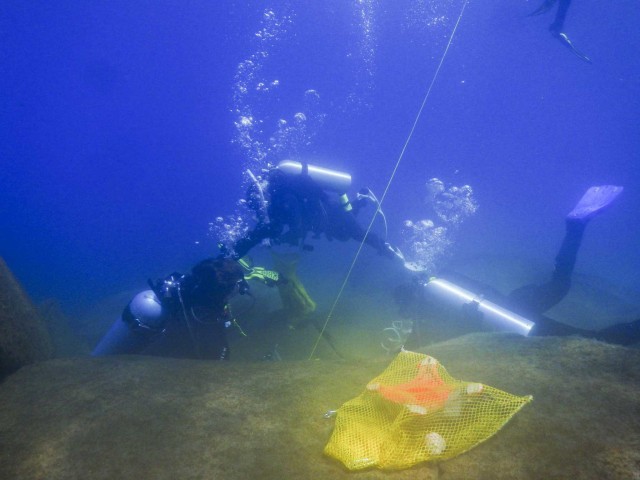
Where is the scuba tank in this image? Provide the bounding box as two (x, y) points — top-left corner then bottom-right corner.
(423, 278), (535, 336)
(277, 160), (352, 193)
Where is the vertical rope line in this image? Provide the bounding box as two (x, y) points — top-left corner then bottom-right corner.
(309, 0), (469, 360)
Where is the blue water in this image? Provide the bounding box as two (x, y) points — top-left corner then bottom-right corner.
(1, 0), (639, 319)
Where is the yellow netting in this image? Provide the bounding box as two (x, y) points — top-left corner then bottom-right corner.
(324, 350), (532, 470)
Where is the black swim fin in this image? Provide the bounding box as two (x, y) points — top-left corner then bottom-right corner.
(554, 32), (592, 64)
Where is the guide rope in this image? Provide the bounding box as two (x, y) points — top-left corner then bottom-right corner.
(309, 0), (469, 360)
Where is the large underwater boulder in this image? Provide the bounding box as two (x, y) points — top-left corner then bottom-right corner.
(38, 299), (91, 357)
(0, 333), (638, 479)
(0, 258), (53, 381)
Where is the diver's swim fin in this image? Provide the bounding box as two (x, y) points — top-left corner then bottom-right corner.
(555, 32), (592, 64)
(567, 185), (624, 221)
(528, 0), (558, 17)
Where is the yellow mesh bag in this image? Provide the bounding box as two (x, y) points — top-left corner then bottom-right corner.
(324, 350), (532, 470)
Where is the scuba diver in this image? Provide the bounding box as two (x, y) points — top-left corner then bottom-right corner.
(395, 185), (640, 348)
(529, 0), (592, 63)
(92, 257), (247, 360)
(232, 160), (404, 262)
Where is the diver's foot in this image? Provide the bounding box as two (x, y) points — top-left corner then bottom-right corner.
(553, 31), (593, 64)
(567, 185), (624, 222)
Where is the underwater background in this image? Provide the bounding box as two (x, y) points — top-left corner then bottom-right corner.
(1, 0), (639, 336)
(2, 3), (640, 478)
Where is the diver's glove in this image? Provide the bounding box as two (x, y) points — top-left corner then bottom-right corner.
(238, 258), (286, 287)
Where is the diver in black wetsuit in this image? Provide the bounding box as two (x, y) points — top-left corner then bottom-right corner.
(547, 0), (571, 35)
(529, 0), (592, 63)
(233, 160), (403, 261)
(92, 257), (246, 360)
(396, 185), (640, 347)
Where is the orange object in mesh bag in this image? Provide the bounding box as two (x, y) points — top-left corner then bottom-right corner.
(324, 350), (532, 470)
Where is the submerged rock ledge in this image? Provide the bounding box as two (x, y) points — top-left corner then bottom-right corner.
(1, 333), (639, 479)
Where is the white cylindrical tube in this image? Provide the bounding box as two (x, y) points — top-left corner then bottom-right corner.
(423, 278), (535, 336)
(277, 160), (352, 193)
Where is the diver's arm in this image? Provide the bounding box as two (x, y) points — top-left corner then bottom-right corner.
(232, 222), (280, 259)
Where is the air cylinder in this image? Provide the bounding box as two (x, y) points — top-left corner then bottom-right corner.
(277, 160), (352, 193)
(423, 278), (535, 336)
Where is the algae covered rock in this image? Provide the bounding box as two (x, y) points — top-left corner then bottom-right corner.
(0, 258), (53, 381)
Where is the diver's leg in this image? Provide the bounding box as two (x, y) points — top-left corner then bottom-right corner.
(555, 185), (624, 287)
(595, 319), (640, 346)
(508, 217), (585, 314)
(509, 186), (623, 314)
(551, 218), (585, 286)
(549, 0), (571, 34)
(548, 0), (593, 63)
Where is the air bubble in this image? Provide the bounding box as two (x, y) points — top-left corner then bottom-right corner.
(402, 177), (478, 275)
